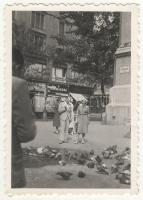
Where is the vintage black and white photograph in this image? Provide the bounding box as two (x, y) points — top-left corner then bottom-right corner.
(10, 7), (136, 190)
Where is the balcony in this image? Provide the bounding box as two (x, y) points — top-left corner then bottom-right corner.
(67, 78), (94, 88)
(51, 76), (94, 88)
(51, 77), (66, 84)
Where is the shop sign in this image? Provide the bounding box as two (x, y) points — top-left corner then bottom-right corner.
(120, 66), (130, 73)
(47, 85), (67, 92)
(28, 82), (46, 92)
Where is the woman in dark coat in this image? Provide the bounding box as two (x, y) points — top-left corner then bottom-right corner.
(53, 96), (61, 134)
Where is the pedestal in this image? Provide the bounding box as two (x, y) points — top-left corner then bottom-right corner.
(106, 85), (130, 125)
(105, 13), (131, 125)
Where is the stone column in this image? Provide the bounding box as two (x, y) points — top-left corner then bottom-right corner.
(106, 13), (131, 124)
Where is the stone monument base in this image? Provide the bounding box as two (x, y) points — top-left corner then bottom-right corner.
(105, 84), (130, 125)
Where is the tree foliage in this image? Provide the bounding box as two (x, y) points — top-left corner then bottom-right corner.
(52, 12), (120, 93)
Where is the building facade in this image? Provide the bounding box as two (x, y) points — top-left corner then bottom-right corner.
(12, 11), (94, 114)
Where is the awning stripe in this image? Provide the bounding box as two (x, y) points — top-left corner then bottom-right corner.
(70, 93), (86, 102)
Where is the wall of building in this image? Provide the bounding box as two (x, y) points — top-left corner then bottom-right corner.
(119, 12), (131, 45)
(14, 11), (60, 48)
(13, 11), (94, 96)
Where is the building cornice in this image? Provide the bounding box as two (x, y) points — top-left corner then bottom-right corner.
(115, 46), (131, 58)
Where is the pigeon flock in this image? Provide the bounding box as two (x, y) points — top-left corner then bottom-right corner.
(23, 145), (130, 184)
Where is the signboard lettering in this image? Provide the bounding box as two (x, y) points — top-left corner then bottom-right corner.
(120, 66), (129, 73)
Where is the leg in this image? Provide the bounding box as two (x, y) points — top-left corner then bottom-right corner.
(64, 118), (69, 142)
(73, 122), (79, 144)
(56, 126), (60, 134)
(55, 127), (59, 134)
(59, 120), (65, 143)
(81, 133), (85, 144)
(73, 132), (79, 144)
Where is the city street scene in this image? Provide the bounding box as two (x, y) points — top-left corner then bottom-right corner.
(12, 11), (131, 188)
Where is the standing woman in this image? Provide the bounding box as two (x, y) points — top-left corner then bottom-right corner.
(77, 99), (89, 144)
(53, 96), (61, 134)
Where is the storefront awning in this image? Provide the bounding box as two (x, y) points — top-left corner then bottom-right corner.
(70, 93), (86, 102)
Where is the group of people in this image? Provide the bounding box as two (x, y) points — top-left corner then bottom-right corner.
(53, 96), (90, 144)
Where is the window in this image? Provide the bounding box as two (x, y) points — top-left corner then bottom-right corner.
(52, 67), (66, 83)
(62, 69), (66, 78)
(31, 31), (46, 51)
(52, 67), (56, 79)
(56, 68), (62, 78)
(31, 11), (45, 29)
(59, 20), (64, 36)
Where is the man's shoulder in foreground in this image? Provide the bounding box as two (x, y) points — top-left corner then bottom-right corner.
(12, 76), (27, 85)
(12, 76), (28, 92)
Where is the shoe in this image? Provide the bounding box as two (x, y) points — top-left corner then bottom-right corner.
(59, 141), (64, 144)
(73, 141), (78, 144)
(81, 139), (85, 144)
(54, 130), (59, 134)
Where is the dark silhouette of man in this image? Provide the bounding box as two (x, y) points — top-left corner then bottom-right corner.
(12, 48), (36, 188)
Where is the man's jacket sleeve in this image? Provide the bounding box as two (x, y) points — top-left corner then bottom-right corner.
(12, 79), (36, 143)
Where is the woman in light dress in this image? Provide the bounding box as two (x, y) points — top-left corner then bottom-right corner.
(76, 99), (89, 144)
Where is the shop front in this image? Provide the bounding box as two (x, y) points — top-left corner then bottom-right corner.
(28, 81), (46, 118)
(28, 81), (69, 118)
(46, 84), (68, 115)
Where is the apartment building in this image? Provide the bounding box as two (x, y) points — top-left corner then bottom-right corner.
(12, 11), (94, 114)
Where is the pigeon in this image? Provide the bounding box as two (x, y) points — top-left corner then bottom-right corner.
(69, 154), (76, 161)
(89, 156), (96, 162)
(80, 152), (89, 160)
(124, 147), (130, 154)
(96, 164), (109, 175)
(95, 155), (102, 163)
(49, 153), (56, 158)
(116, 170), (130, 184)
(50, 149), (57, 154)
(87, 161), (95, 168)
(102, 145), (118, 159)
(102, 150), (111, 159)
(55, 152), (62, 160)
(78, 171), (86, 178)
(123, 163), (130, 171)
(89, 149), (94, 155)
(111, 164), (119, 174)
(43, 148), (49, 154)
(58, 160), (66, 166)
(77, 158), (86, 165)
(64, 151), (70, 157)
(56, 171), (73, 180)
(116, 159), (124, 166)
(36, 147), (44, 154)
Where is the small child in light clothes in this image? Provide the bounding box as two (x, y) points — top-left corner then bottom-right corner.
(72, 112), (79, 144)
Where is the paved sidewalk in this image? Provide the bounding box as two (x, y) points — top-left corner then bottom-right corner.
(23, 120), (130, 153)
(23, 120), (130, 188)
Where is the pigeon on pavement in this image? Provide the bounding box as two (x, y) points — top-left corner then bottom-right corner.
(87, 161), (95, 168)
(78, 171), (86, 178)
(58, 160), (66, 166)
(56, 171), (73, 180)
